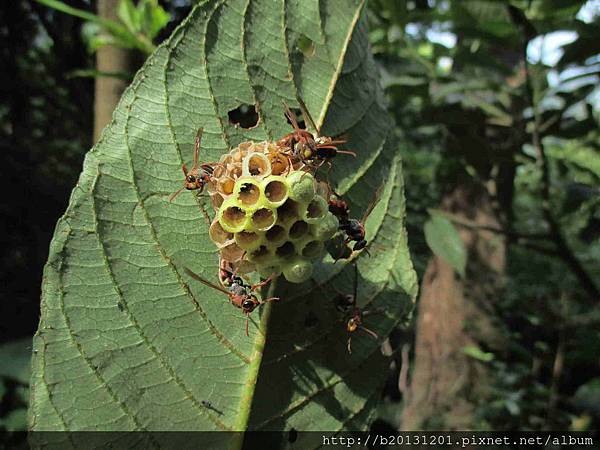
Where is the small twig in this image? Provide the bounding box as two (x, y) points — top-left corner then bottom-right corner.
(441, 211), (552, 241)
(398, 344), (410, 395)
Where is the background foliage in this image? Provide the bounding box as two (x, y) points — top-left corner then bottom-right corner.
(0, 0), (598, 444)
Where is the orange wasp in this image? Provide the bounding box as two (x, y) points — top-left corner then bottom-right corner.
(335, 264), (380, 354)
(278, 98), (356, 170)
(184, 265), (279, 336)
(169, 128), (220, 202)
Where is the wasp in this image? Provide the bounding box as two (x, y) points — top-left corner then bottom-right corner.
(278, 98), (355, 171)
(184, 264), (278, 336)
(169, 128), (220, 202)
(335, 264), (379, 354)
(324, 183), (382, 256)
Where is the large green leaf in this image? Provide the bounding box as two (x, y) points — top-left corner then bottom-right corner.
(29, 0), (417, 445)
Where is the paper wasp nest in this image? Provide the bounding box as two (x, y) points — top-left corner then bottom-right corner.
(207, 142), (338, 283)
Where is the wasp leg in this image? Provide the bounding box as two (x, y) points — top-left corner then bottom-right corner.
(251, 272), (276, 291)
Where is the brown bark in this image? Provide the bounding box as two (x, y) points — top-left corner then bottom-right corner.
(93, 0), (132, 141)
(401, 183), (507, 430)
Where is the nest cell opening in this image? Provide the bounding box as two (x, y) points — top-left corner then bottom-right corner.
(212, 165), (225, 178)
(268, 152), (290, 175)
(231, 165), (243, 179)
(235, 231), (261, 250)
(211, 193), (224, 209)
(220, 242), (245, 262)
(251, 208), (276, 230)
(303, 196), (327, 224)
(222, 205), (247, 230)
(218, 177), (235, 196)
(265, 225), (286, 244)
(289, 220), (309, 240)
(249, 245), (271, 264)
(276, 241), (296, 258)
(264, 179), (288, 205)
(307, 198), (326, 219)
(243, 153), (271, 178)
(209, 220), (233, 246)
(237, 181), (261, 207)
(277, 199), (299, 225)
(302, 240), (323, 258)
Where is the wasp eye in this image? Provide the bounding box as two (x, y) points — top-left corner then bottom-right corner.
(187, 175), (196, 182)
(242, 299), (255, 309)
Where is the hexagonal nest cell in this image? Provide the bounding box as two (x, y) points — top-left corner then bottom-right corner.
(207, 141), (340, 283)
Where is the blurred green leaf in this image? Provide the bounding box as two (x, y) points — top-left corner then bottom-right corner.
(141, 0), (170, 39)
(36, 0), (157, 54)
(0, 408), (28, 432)
(573, 377), (600, 416)
(462, 345), (494, 362)
(424, 211), (467, 277)
(0, 338), (31, 385)
(117, 0), (138, 33)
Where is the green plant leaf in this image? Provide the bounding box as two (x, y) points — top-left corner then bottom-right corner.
(424, 210), (467, 277)
(29, 0), (416, 444)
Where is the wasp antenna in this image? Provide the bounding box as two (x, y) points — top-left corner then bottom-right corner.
(352, 263), (358, 305)
(184, 267), (232, 295)
(181, 163), (188, 176)
(193, 127), (203, 169)
(361, 184), (384, 223)
(169, 186), (185, 203)
(296, 96), (319, 135)
(282, 100), (301, 131)
(360, 325), (379, 341)
(336, 149), (357, 157)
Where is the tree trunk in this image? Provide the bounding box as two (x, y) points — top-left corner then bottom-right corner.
(401, 182), (508, 430)
(93, 0), (132, 141)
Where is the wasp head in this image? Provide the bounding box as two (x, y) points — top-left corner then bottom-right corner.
(241, 295), (260, 314)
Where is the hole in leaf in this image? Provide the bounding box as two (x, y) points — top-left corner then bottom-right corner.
(297, 35), (315, 57)
(284, 108), (305, 129)
(228, 104), (259, 128)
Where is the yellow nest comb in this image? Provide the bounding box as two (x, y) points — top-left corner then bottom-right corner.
(207, 141), (338, 283)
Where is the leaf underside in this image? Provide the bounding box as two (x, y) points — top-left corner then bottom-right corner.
(29, 0), (417, 447)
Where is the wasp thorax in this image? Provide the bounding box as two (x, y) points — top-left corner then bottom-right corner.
(207, 141), (339, 283)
